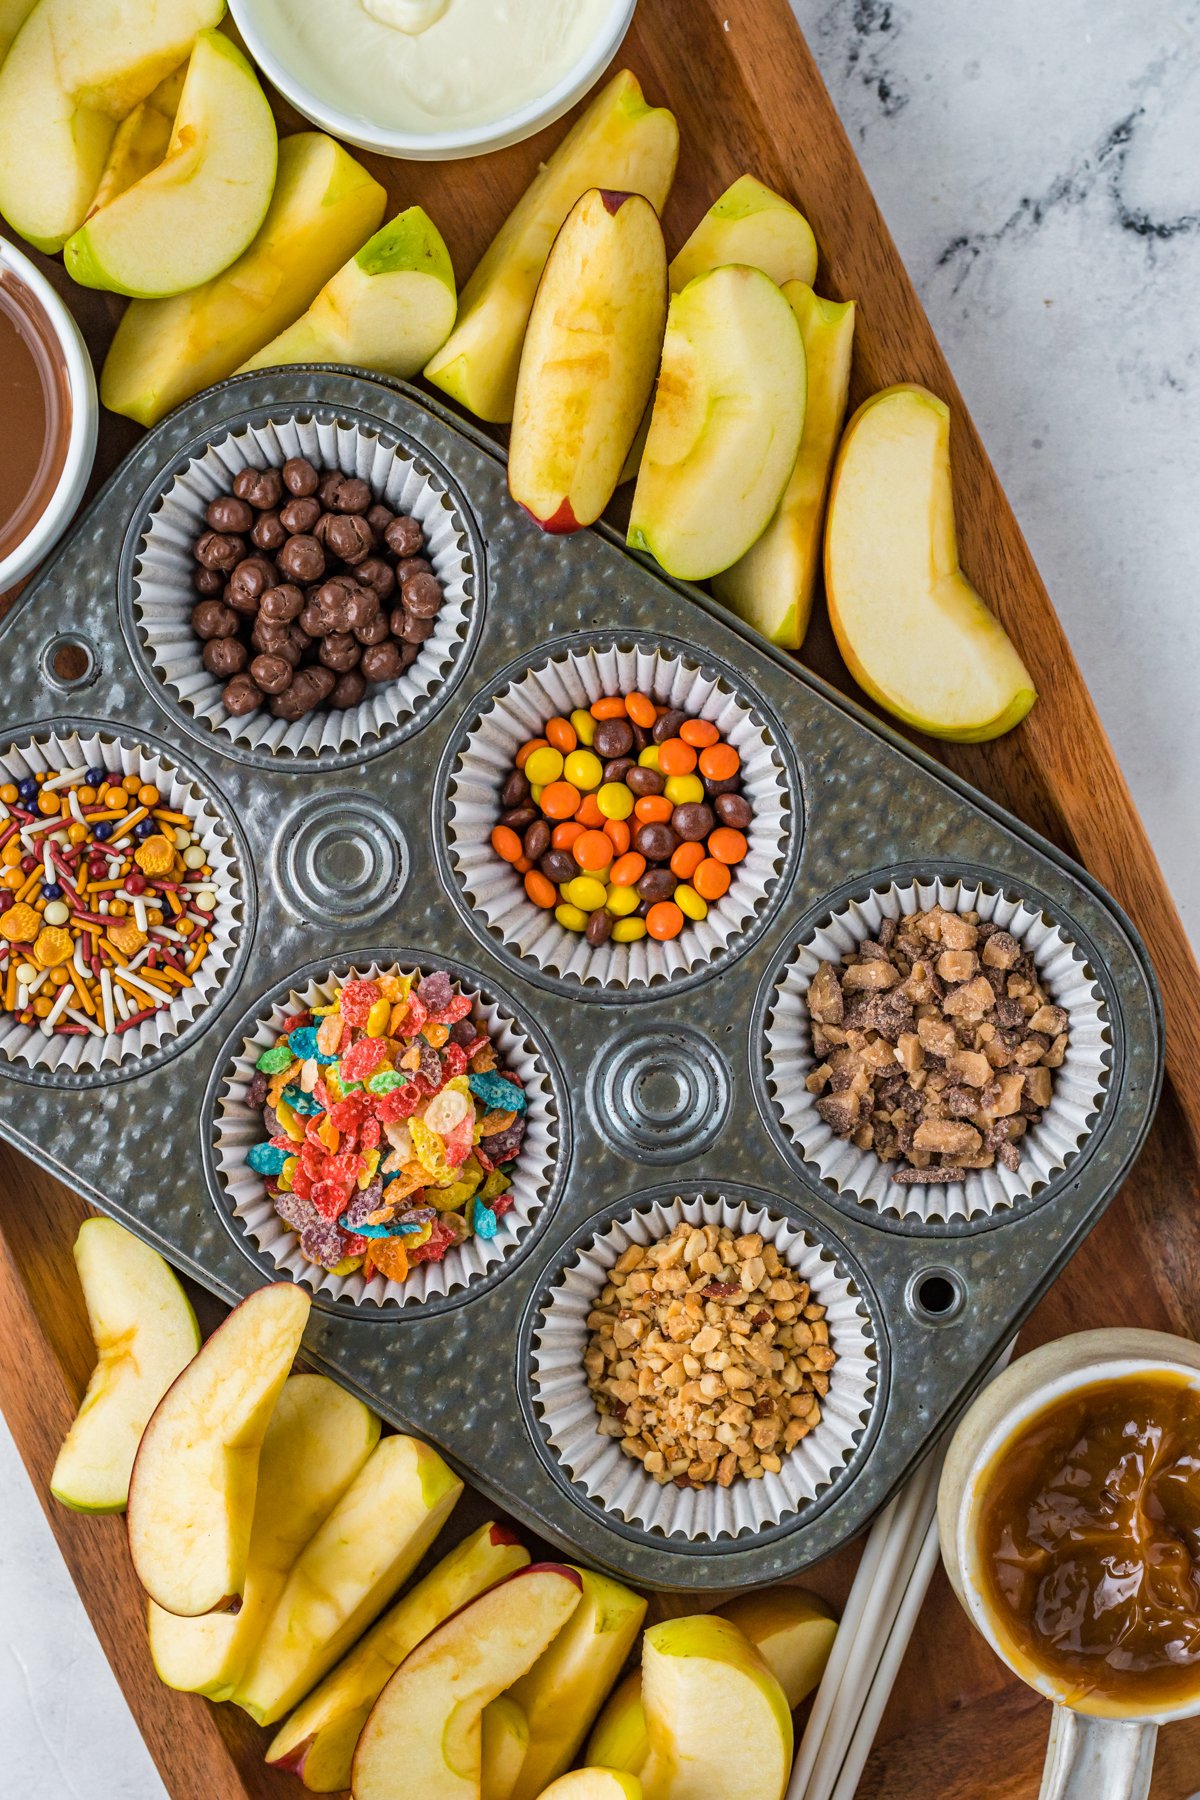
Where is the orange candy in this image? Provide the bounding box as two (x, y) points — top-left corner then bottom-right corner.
(603, 816), (631, 856)
(680, 718), (719, 748)
(646, 901), (685, 941)
(572, 830), (613, 872)
(657, 737), (697, 776)
(552, 820), (585, 850)
(610, 851), (646, 887)
(707, 828), (747, 866)
(514, 854), (533, 874)
(693, 858), (731, 900)
(670, 840), (706, 879)
(524, 870), (557, 909)
(590, 696), (628, 721)
(540, 780), (581, 820)
(634, 794), (673, 824)
(545, 715), (577, 753)
(576, 793), (604, 828)
(699, 743), (740, 782)
(516, 736), (549, 770)
(491, 825), (523, 863)
(625, 691), (657, 729)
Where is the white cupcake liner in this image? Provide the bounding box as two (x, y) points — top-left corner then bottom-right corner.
(447, 643), (791, 989)
(530, 1193), (876, 1540)
(212, 960), (559, 1309)
(131, 412), (475, 761)
(764, 877), (1112, 1225)
(0, 728), (244, 1077)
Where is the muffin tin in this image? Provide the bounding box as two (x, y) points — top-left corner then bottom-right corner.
(0, 368), (1162, 1590)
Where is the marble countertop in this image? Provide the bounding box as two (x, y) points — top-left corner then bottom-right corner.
(3, 2), (1198, 1792)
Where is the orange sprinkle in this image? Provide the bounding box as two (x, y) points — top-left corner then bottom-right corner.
(491, 825), (523, 864)
(540, 780), (581, 821)
(603, 817), (631, 856)
(670, 841), (706, 879)
(515, 737), (549, 770)
(680, 718), (720, 748)
(544, 715), (577, 753)
(524, 869), (557, 909)
(699, 743), (740, 782)
(694, 857), (732, 899)
(609, 852), (646, 887)
(657, 738), (697, 777)
(551, 820), (585, 851)
(634, 795), (673, 824)
(572, 830), (613, 873)
(625, 691), (657, 729)
(646, 901), (685, 941)
(589, 696), (628, 721)
(708, 827), (747, 866)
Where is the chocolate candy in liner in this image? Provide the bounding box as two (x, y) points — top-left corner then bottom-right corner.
(234, 465), (283, 509)
(206, 495), (253, 533)
(282, 455), (319, 496)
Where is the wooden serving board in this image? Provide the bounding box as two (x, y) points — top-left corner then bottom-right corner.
(4, 0), (1200, 1794)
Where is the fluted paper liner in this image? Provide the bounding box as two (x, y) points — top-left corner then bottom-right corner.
(530, 1193), (876, 1540)
(447, 643), (791, 988)
(0, 728), (243, 1077)
(131, 413), (475, 761)
(211, 961), (559, 1309)
(764, 877), (1111, 1224)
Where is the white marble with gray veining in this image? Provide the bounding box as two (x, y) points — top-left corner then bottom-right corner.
(2, 5), (1197, 1793)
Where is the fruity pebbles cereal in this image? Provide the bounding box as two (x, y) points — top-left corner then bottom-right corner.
(243, 968), (527, 1285)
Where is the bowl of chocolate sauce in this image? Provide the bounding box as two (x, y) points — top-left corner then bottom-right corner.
(0, 237), (96, 592)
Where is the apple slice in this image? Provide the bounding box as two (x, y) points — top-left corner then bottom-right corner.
(628, 265), (806, 580)
(669, 176), (817, 294)
(825, 383), (1037, 739)
(50, 1219), (199, 1514)
(712, 283), (855, 647)
(127, 1280), (309, 1618)
(101, 130), (387, 425)
(482, 1695), (530, 1800)
(266, 1521), (530, 1792)
(352, 1564), (584, 1800)
(0, 0), (224, 253)
(64, 29), (276, 297)
(235, 1434), (462, 1726)
(87, 63), (186, 216)
(147, 1374), (379, 1699)
(239, 204), (456, 379)
(425, 69), (678, 424)
(586, 1671), (647, 1775)
(639, 1616), (793, 1800)
(509, 188), (666, 533)
(535, 1775), (643, 1800)
(508, 1567), (647, 1800)
(0, 0), (36, 66)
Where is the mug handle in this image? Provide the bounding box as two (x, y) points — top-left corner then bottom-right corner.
(1039, 1707), (1158, 1800)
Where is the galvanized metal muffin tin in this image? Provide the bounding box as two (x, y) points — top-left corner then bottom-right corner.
(0, 369), (1162, 1590)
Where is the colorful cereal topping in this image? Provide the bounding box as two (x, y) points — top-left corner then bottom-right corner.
(0, 762), (220, 1039)
(244, 969), (526, 1284)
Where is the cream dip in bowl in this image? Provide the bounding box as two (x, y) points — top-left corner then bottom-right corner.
(229, 0), (637, 158)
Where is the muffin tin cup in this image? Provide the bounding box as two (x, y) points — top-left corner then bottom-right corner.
(209, 958), (560, 1311)
(0, 726), (244, 1079)
(129, 410), (476, 763)
(763, 876), (1112, 1225)
(446, 640), (792, 990)
(528, 1191), (877, 1541)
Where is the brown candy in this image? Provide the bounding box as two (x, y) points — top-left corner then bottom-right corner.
(603, 757), (635, 785)
(633, 821), (678, 862)
(270, 666), (336, 718)
(501, 770), (531, 809)
(227, 555), (276, 610)
(353, 612), (390, 646)
(312, 575), (359, 634)
(318, 633), (361, 673)
(323, 513), (374, 565)
(222, 672), (263, 715)
(399, 642), (420, 669)
(703, 772), (742, 798)
(714, 792), (752, 829)
(394, 556), (432, 583)
(194, 530), (246, 571)
(250, 511), (288, 552)
(652, 708), (688, 745)
(523, 819), (551, 861)
(320, 472), (371, 514)
(401, 571), (442, 618)
(276, 533), (325, 583)
(360, 641), (405, 683)
(501, 807), (537, 831)
(251, 616), (294, 656)
(586, 910), (613, 946)
(671, 802), (715, 842)
(593, 717), (634, 760)
(395, 608), (433, 644)
(626, 764), (665, 798)
(258, 582), (305, 624)
(366, 503), (394, 537)
(540, 850), (576, 885)
(202, 637), (247, 677)
(282, 456), (320, 497)
(298, 603), (325, 639)
(330, 670), (367, 709)
(206, 495), (253, 534)
(233, 466), (283, 510)
(384, 515), (423, 558)
(192, 565), (225, 596)
(637, 868), (678, 903)
(191, 599), (239, 639)
(354, 557), (396, 600)
(279, 496), (321, 535)
(249, 653), (294, 695)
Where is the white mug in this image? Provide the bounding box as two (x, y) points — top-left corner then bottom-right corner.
(937, 1329), (1200, 1800)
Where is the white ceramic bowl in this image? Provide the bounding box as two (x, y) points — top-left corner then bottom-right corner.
(0, 239), (97, 593)
(228, 0), (636, 159)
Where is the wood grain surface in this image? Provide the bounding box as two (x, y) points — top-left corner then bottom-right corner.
(2, 1), (1200, 1796)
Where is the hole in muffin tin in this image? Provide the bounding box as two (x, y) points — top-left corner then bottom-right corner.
(119, 403), (485, 772)
(907, 1266), (965, 1324)
(41, 633), (98, 693)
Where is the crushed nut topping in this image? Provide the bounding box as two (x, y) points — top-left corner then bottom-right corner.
(583, 1220), (835, 1489)
(803, 906), (1069, 1182)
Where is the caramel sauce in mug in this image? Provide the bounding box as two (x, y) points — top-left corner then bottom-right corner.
(0, 268), (71, 565)
(976, 1371), (1200, 1711)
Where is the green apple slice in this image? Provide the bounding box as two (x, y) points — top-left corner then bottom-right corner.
(64, 29), (276, 298)
(669, 175), (817, 294)
(628, 265), (806, 581)
(239, 204), (457, 378)
(50, 1218), (199, 1514)
(639, 1615), (793, 1800)
(147, 1374), (379, 1700)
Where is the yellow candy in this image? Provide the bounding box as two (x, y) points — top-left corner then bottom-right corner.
(565, 875), (607, 912)
(596, 781), (633, 821)
(524, 746), (564, 787)
(0, 902), (39, 944)
(637, 745), (661, 769)
(664, 773), (705, 807)
(0, 783), (16, 805)
(555, 902), (589, 932)
(365, 995), (392, 1036)
(1, 841), (20, 866)
(570, 708), (596, 746)
(563, 749), (603, 791)
(33, 926), (72, 967)
(605, 885), (640, 917)
(612, 916), (647, 943)
(674, 883), (709, 921)
(529, 783), (544, 804)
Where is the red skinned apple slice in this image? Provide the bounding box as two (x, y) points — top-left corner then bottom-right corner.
(127, 1281), (309, 1618)
(352, 1564), (584, 1800)
(509, 187), (667, 534)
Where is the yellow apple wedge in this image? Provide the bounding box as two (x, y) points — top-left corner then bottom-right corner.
(101, 131), (387, 425)
(0, 0), (225, 253)
(586, 1671), (647, 1775)
(147, 1374), (379, 1699)
(509, 187), (667, 532)
(65, 29), (276, 298)
(50, 1219), (199, 1514)
(718, 1589), (838, 1708)
(482, 1695), (530, 1800)
(87, 64), (187, 215)
(352, 1564), (584, 1800)
(234, 1434), (462, 1726)
(534, 1775), (643, 1800)
(425, 69), (678, 423)
(508, 1567), (647, 1800)
(628, 265), (806, 581)
(240, 205), (456, 378)
(0, 0), (36, 65)
(824, 383), (1037, 740)
(669, 176), (817, 294)
(712, 283), (855, 647)
(639, 1616), (793, 1800)
(265, 1521), (530, 1792)
(126, 1280), (309, 1617)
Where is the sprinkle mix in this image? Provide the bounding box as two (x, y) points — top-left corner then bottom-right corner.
(0, 762), (219, 1039)
(490, 693), (753, 948)
(244, 969), (527, 1286)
